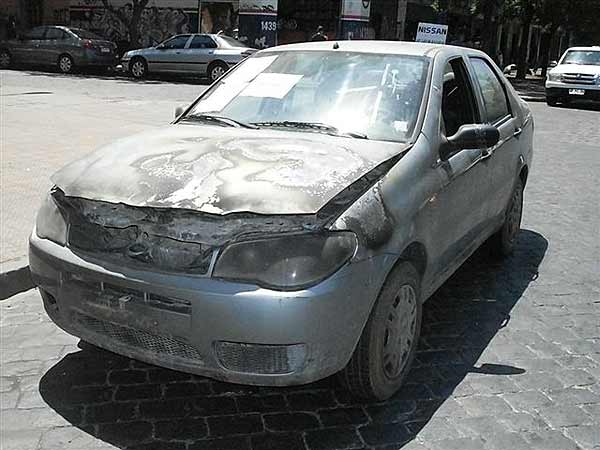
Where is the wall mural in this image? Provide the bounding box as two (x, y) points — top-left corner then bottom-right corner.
(69, 0), (199, 48)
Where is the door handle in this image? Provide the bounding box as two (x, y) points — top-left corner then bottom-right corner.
(513, 127), (523, 138)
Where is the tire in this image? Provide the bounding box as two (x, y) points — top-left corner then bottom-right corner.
(340, 262), (422, 401)
(57, 54), (74, 73)
(129, 57), (147, 79)
(546, 97), (558, 107)
(208, 61), (228, 82)
(489, 178), (524, 257)
(0, 49), (11, 69)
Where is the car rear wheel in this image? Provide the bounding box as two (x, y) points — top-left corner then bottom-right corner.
(489, 178), (524, 257)
(130, 57), (147, 79)
(340, 262), (422, 401)
(0, 50), (11, 68)
(208, 61), (228, 82)
(57, 54), (74, 73)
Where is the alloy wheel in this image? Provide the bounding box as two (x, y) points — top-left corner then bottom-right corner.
(382, 284), (418, 379)
(211, 65), (226, 81)
(59, 56), (73, 73)
(131, 60), (145, 78)
(0, 52), (10, 68)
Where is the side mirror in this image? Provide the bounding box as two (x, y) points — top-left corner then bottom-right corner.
(548, 60), (558, 68)
(441, 124), (500, 161)
(174, 105), (185, 118)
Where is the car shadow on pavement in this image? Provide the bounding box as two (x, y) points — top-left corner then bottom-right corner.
(13, 67), (212, 86)
(557, 101), (600, 112)
(39, 229), (547, 450)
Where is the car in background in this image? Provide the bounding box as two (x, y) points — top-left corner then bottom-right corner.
(545, 46), (600, 106)
(121, 33), (256, 82)
(0, 26), (117, 73)
(31, 41), (533, 400)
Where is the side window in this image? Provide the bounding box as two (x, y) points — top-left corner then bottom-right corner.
(441, 58), (479, 137)
(24, 27), (46, 40)
(189, 35), (217, 49)
(470, 58), (510, 123)
(161, 35), (190, 49)
(45, 28), (67, 40)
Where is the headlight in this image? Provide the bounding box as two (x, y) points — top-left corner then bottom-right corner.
(547, 72), (561, 82)
(36, 192), (67, 245)
(213, 232), (358, 290)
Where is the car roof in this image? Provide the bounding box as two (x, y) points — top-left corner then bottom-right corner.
(259, 40), (488, 59)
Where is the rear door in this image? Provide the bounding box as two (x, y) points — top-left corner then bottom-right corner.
(184, 35), (218, 75)
(467, 57), (523, 222)
(38, 27), (69, 65)
(149, 35), (192, 73)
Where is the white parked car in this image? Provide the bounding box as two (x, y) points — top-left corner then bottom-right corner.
(545, 46), (600, 106)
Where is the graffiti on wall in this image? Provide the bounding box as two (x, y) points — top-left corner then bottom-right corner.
(69, 1), (198, 47)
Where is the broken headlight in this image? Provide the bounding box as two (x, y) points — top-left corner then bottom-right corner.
(36, 192), (67, 246)
(213, 232), (358, 290)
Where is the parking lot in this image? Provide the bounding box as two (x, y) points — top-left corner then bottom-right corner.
(1, 68), (599, 450)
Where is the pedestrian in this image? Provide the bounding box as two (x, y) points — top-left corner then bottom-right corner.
(310, 25), (327, 42)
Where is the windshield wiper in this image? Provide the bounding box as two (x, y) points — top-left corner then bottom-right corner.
(183, 114), (259, 129)
(252, 121), (368, 139)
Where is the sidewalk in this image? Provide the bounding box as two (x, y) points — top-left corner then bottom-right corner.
(508, 76), (546, 102)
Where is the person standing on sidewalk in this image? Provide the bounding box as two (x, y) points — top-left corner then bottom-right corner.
(311, 25), (328, 41)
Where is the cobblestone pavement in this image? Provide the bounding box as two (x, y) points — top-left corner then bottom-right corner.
(1, 73), (599, 450)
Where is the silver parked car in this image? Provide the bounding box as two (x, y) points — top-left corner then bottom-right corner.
(0, 26), (117, 73)
(121, 33), (256, 81)
(30, 41), (533, 400)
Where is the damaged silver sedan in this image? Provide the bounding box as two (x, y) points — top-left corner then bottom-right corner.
(30, 41), (533, 400)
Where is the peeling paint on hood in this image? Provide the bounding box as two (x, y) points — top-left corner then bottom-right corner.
(52, 125), (408, 215)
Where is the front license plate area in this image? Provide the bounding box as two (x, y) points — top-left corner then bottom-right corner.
(569, 89), (585, 96)
(101, 47), (110, 53)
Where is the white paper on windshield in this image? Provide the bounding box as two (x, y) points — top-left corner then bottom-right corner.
(223, 55), (278, 85)
(192, 56), (280, 113)
(194, 84), (245, 113)
(240, 73), (303, 99)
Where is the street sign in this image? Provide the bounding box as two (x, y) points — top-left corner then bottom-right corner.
(415, 22), (448, 44)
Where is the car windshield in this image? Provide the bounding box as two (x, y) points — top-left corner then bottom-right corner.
(217, 35), (247, 48)
(562, 50), (600, 66)
(186, 51), (430, 143)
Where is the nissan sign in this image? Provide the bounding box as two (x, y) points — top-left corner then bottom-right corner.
(416, 22), (448, 44)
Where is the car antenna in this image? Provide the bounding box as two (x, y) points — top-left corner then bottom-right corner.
(333, 42), (340, 49)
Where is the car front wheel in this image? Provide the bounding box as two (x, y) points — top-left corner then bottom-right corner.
(340, 262), (422, 401)
(130, 57), (147, 79)
(0, 50), (11, 68)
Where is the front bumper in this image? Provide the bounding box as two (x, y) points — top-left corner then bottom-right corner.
(29, 232), (390, 386)
(545, 81), (600, 101)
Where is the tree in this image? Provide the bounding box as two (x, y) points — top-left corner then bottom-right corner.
(99, 0), (149, 49)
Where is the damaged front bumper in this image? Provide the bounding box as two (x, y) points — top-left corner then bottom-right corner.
(30, 231), (390, 386)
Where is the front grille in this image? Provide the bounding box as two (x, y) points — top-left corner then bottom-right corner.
(67, 272), (192, 315)
(562, 73), (596, 85)
(73, 311), (203, 362)
(215, 341), (306, 375)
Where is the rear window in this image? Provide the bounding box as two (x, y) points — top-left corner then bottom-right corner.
(70, 28), (103, 40)
(217, 36), (247, 48)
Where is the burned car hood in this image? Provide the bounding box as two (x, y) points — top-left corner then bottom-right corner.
(52, 125), (407, 215)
